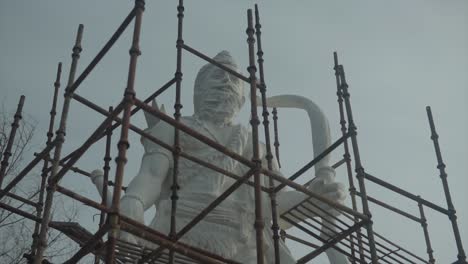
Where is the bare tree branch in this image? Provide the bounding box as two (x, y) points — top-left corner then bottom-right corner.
(0, 104), (80, 263)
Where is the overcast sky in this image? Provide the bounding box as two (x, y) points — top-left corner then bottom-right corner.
(1, 1), (467, 263)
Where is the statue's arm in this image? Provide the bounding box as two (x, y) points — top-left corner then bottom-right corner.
(120, 121), (175, 224)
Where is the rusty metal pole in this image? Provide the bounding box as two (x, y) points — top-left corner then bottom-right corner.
(33, 24), (84, 264)
(105, 1), (145, 263)
(426, 106), (467, 264)
(30, 62), (62, 259)
(101, 107), (113, 218)
(246, 8), (265, 264)
(337, 63), (379, 263)
(0, 95), (25, 187)
(333, 52), (363, 263)
(272, 108), (281, 168)
(417, 198), (435, 264)
(94, 106), (113, 264)
(168, 0), (184, 262)
(254, 4), (280, 263)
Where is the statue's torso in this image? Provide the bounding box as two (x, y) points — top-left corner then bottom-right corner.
(146, 116), (294, 263)
(148, 116), (256, 258)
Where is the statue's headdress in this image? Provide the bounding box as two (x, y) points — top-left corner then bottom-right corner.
(194, 50), (245, 113)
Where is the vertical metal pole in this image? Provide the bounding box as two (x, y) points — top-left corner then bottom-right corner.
(0, 95), (25, 187)
(30, 62), (62, 259)
(417, 198), (435, 264)
(106, 1), (145, 263)
(426, 106), (466, 263)
(94, 106), (113, 264)
(254, 4), (280, 264)
(333, 52), (363, 263)
(34, 24), (84, 264)
(168, 1), (184, 263)
(272, 107), (281, 168)
(247, 9), (265, 264)
(337, 64), (379, 263)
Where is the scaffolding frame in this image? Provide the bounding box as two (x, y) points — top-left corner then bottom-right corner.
(0, 0), (466, 263)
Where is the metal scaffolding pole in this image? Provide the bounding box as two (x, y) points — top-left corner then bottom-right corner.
(105, 0), (145, 262)
(0, 95), (25, 187)
(254, 4), (281, 263)
(29, 62), (62, 260)
(94, 106), (113, 264)
(272, 107), (281, 168)
(336, 62), (379, 263)
(426, 106), (467, 264)
(247, 8), (265, 264)
(34, 24), (84, 264)
(168, 1), (184, 262)
(333, 51), (364, 263)
(418, 199), (436, 264)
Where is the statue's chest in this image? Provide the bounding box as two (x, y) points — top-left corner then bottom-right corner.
(180, 123), (233, 152)
(177, 118), (248, 193)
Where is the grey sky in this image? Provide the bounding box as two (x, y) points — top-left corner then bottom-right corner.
(1, 0), (467, 263)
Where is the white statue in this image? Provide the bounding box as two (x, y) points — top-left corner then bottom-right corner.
(91, 51), (347, 263)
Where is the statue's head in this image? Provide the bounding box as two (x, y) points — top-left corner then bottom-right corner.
(193, 50), (245, 125)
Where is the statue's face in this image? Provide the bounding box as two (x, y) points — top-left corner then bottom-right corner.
(194, 65), (245, 125)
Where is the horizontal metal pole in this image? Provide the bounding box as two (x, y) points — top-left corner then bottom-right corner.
(283, 232), (319, 249)
(364, 173), (449, 215)
(356, 192), (422, 223)
(2, 190), (38, 207)
(0, 201), (42, 223)
(332, 158), (346, 169)
(56, 185), (110, 213)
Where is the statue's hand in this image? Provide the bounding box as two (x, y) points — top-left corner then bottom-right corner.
(306, 167), (347, 217)
(90, 169), (104, 184)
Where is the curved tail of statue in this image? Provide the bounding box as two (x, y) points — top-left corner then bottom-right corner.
(257, 94), (349, 264)
(256, 95), (331, 175)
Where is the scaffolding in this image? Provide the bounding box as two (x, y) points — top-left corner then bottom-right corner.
(0, 0), (466, 263)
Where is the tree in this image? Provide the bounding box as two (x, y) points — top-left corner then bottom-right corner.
(0, 102), (79, 264)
